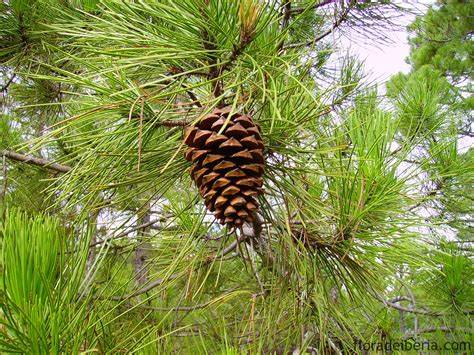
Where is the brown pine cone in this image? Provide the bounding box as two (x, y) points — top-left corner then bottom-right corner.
(184, 107), (264, 228)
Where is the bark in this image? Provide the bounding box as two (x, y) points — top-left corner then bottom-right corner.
(2, 150), (71, 173)
(86, 209), (104, 273)
(1, 153), (7, 204)
(134, 201), (152, 287)
(83, 209), (105, 292)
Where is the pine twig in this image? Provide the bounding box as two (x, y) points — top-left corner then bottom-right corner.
(387, 296), (411, 303)
(138, 290), (238, 312)
(137, 98), (144, 172)
(407, 180), (444, 212)
(1, 153), (7, 203)
(2, 150), (71, 173)
(159, 120), (190, 127)
(280, 0), (292, 31)
(276, 0), (292, 52)
(378, 296), (474, 316)
(381, 297), (441, 316)
(0, 73), (16, 92)
(290, 0), (336, 15)
(283, 0), (354, 50)
(88, 217), (169, 248)
(403, 326), (473, 339)
(111, 232), (250, 300)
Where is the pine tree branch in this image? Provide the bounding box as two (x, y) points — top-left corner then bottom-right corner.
(138, 290), (239, 312)
(289, 0), (337, 15)
(460, 129), (474, 137)
(141, 300), (213, 312)
(1, 154), (7, 203)
(381, 297), (472, 317)
(164, 69), (203, 107)
(0, 73), (16, 92)
(111, 232), (249, 300)
(276, 0), (292, 52)
(283, 0), (354, 50)
(326, 337), (343, 355)
(388, 296), (411, 303)
(407, 180), (444, 212)
(382, 298), (442, 316)
(89, 216), (171, 248)
(159, 120), (190, 127)
(2, 150), (71, 173)
(403, 326), (472, 339)
(280, 0), (292, 31)
(220, 37), (254, 74)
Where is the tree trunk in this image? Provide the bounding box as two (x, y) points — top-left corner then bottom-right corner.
(134, 201), (151, 287)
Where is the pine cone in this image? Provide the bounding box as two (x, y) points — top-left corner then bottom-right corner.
(184, 107), (264, 228)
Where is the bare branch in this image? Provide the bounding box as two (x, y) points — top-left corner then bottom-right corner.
(290, 0), (336, 15)
(403, 326), (473, 339)
(89, 216), (169, 248)
(138, 291), (239, 312)
(283, 0), (354, 50)
(276, 0), (292, 52)
(0, 73), (16, 92)
(382, 297), (472, 317)
(112, 232), (249, 300)
(1, 153), (7, 203)
(159, 120), (190, 127)
(2, 150), (71, 173)
(280, 0), (292, 31)
(381, 298), (442, 316)
(387, 296), (411, 304)
(408, 180), (444, 212)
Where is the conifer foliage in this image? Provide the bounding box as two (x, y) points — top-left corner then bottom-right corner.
(0, 0), (472, 353)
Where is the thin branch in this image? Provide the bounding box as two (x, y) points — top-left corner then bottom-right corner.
(403, 326), (473, 339)
(283, 0), (354, 50)
(0, 73), (16, 92)
(129, 113), (191, 128)
(209, 26), (256, 99)
(160, 72), (203, 107)
(216, 37), (253, 83)
(382, 298), (442, 316)
(112, 232), (250, 300)
(138, 291), (239, 312)
(290, 0), (336, 15)
(2, 150), (71, 173)
(1, 153), (7, 203)
(280, 0), (292, 31)
(176, 79), (203, 108)
(387, 296), (411, 304)
(276, 0), (292, 52)
(408, 180), (444, 212)
(141, 301), (212, 312)
(137, 98), (144, 171)
(326, 337), (343, 355)
(89, 217), (168, 248)
(459, 129), (474, 138)
(159, 120), (190, 127)
(383, 297), (471, 317)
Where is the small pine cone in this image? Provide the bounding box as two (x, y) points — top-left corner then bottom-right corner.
(184, 107), (264, 228)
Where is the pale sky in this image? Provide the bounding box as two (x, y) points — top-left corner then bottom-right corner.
(345, 28), (412, 83)
(341, 1), (434, 87)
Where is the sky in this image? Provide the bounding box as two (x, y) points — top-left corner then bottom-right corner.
(345, 28), (412, 83)
(340, 1), (434, 88)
